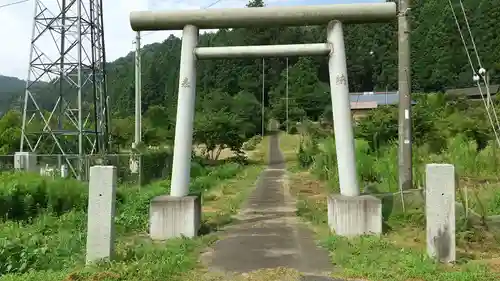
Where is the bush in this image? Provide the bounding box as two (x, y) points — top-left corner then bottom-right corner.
(242, 135), (262, 151)
(191, 163), (242, 194)
(0, 173), (88, 221)
(297, 137), (319, 169)
(0, 160), (245, 277)
(289, 125), (298, 134)
(141, 149), (173, 184)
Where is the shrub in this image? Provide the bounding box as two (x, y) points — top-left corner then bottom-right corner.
(190, 163), (242, 194)
(0, 173), (88, 221)
(0, 160), (245, 276)
(141, 149), (173, 184)
(242, 135), (263, 151)
(297, 137), (319, 169)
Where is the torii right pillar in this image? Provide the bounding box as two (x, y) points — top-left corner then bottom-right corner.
(326, 20), (382, 237)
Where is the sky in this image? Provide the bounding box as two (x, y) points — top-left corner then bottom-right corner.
(0, 0), (382, 79)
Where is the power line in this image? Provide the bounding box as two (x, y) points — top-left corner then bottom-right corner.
(205, 0), (224, 8)
(447, 0), (500, 147)
(0, 0), (29, 9)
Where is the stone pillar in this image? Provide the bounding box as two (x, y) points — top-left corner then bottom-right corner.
(425, 163), (456, 263)
(149, 25), (202, 241)
(326, 20), (359, 197)
(326, 21), (382, 237)
(86, 166), (117, 264)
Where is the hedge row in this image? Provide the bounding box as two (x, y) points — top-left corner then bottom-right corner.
(113, 149), (208, 185)
(0, 173), (88, 221)
(0, 150), (228, 222)
(0, 161), (246, 276)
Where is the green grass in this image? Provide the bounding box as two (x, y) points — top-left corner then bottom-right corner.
(296, 132), (500, 217)
(292, 175), (500, 280)
(201, 164), (264, 231)
(323, 235), (497, 281)
(0, 158), (264, 280)
(286, 131), (500, 281)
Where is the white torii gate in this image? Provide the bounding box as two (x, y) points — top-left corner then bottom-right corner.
(130, 2), (397, 239)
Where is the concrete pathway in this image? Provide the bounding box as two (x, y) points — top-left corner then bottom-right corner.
(201, 134), (342, 280)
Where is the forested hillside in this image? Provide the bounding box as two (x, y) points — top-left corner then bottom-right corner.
(107, 0), (500, 118)
(0, 0), (499, 154)
(0, 75), (49, 114)
(0, 75), (25, 113)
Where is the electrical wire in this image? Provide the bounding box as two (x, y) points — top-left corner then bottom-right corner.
(456, 0), (500, 129)
(458, 0), (498, 124)
(0, 0), (29, 9)
(447, 0), (500, 147)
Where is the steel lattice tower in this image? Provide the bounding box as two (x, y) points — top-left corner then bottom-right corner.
(20, 0), (109, 178)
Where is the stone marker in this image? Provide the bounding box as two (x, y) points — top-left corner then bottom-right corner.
(86, 165), (117, 264)
(425, 163), (456, 263)
(14, 151), (37, 172)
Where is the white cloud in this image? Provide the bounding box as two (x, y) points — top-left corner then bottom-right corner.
(0, 0), (377, 79)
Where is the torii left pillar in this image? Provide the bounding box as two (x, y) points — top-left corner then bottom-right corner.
(149, 25), (201, 240)
(326, 21), (382, 237)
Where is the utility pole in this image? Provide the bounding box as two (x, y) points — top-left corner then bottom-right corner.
(132, 31), (142, 184)
(262, 58), (265, 136)
(134, 31), (142, 148)
(286, 57), (289, 134)
(398, 0), (412, 191)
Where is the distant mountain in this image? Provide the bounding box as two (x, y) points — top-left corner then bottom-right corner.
(0, 75), (25, 93)
(0, 75), (26, 114)
(0, 75), (52, 114)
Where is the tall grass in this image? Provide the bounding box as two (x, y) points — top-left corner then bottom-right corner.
(0, 162), (245, 279)
(298, 132), (500, 215)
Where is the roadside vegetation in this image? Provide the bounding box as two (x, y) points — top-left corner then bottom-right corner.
(277, 94), (500, 281)
(0, 140), (266, 280)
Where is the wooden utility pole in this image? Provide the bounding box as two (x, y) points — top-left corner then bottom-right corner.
(398, 0), (412, 190)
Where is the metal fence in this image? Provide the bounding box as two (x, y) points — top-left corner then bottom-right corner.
(0, 153), (170, 185)
(0, 155), (14, 173)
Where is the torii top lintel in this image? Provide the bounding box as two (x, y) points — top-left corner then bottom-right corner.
(129, 2), (397, 31)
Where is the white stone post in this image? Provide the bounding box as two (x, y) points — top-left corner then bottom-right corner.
(86, 165), (117, 264)
(425, 164), (456, 263)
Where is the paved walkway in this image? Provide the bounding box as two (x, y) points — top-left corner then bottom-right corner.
(202, 134), (342, 280)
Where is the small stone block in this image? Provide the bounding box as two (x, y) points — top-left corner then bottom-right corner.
(14, 152), (38, 172)
(86, 166), (117, 264)
(327, 194), (382, 237)
(425, 164), (456, 263)
(149, 195), (201, 240)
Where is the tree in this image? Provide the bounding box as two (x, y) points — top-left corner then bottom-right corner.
(2, 0), (500, 157)
(142, 105), (174, 146)
(193, 90), (258, 160)
(0, 110), (21, 154)
(109, 116), (134, 149)
(270, 57), (327, 122)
